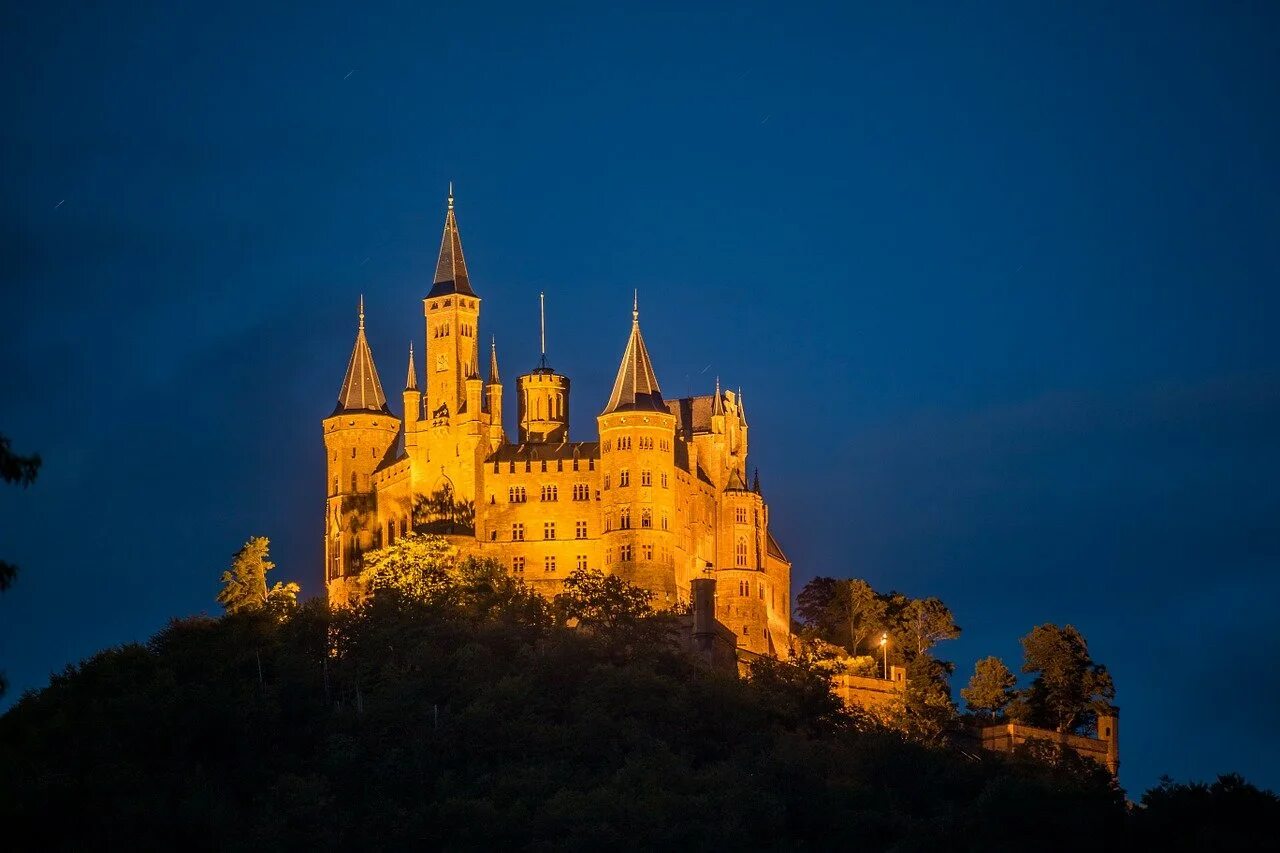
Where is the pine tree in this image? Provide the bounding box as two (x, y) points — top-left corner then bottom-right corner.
(961, 656), (1017, 720)
(216, 536), (275, 614)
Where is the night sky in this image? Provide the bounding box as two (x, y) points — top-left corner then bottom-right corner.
(3, 2), (1278, 794)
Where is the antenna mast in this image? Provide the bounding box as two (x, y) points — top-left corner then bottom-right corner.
(539, 291), (547, 369)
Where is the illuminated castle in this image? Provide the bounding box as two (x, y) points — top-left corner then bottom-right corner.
(322, 190), (792, 655)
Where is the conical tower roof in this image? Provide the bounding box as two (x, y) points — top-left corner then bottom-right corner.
(404, 342), (418, 392)
(488, 337), (501, 384)
(601, 293), (665, 415)
(334, 297), (390, 415)
(428, 185), (475, 298)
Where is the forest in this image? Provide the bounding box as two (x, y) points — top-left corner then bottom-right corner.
(1, 534), (1276, 851)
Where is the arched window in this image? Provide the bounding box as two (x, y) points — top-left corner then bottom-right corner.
(641, 508), (651, 529)
(735, 537), (747, 567)
(619, 469), (630, 487)
(620, 507), (631, 529)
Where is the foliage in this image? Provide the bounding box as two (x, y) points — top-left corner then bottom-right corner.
(360, 532), (459, 601)
(412, 486), (476, 535)
(0, 559), (1155, 851)
(1, 434), (41, 696)
(553, 567), (653, 629)
(216, 537), (292, 615)
(1009, 624), (1115, 735)
(796, 576), (885, 656)
(961, 656), (1018, 720)
(1131, 773), (1280, 850)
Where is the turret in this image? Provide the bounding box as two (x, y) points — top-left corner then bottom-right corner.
(464, 337), (484, 423)
(403, 342), (421, 443)
(486, 337), (504, 443)
(323, 298), (400, 597)
(517, 292), (570, 443)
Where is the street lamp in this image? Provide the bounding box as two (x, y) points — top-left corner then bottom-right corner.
(880, 632), (888, 680)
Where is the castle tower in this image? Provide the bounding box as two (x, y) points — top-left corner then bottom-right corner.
(323, 298), (399, 598)
(517, 293), (570, 443)
(597, 294), (679, 602)
(403, 342), (421, 451)
(423, 186), (481, 420)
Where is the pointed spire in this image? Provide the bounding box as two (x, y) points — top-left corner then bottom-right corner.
(602, 295), (664, 415)
(752, 467), (761, 494)
(711, 376), (725, 416)
(429, 184), (475, 297)
(488, 336), (501, 384)
(334, 298), (389, 414)
(404, 342), (418, 391)
(539, 291), (548, 369)
(467, 334), (482, 380)
(738, 387), (748, 426)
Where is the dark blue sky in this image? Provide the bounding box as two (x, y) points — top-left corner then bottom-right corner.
(3, 1), (1278, 794)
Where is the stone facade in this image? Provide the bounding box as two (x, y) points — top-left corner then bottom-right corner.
(322, 192), (792, 657)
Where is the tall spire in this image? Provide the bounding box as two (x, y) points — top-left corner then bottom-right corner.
(429, 184), (474, 298)
(467, 334), (482, 380)
(404, 342), (418, 391)
(489, 336), (501, 384)
(601, 294), (664, 415)
(334, 297), (390, 414)
(738, 386), (748, 426)
(711, 376), (725, 416)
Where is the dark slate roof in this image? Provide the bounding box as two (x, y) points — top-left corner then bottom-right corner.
(333, 300), (391, 415)
(486, 441), (601, 463)
(427, 195), (475, 298)
(766, 531), (789, 563)
(666, 394), (715, 438)
(601, 309), (665, 415)
(725, 468), (750, 491)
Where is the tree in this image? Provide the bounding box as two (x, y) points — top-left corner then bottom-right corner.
(795, 576), (885, 656)
(1133, 773), (1280, 850)
(900, 597), (960, 660)
(1010, 624), (1115, 735)
(554, 567), (652, 630)
(217, 537), (296, 617)
(361, 532), (459, 601)
(412, 486), (476, 535)
(1, 434), (41, 696)
(961, 656), (1017, 720)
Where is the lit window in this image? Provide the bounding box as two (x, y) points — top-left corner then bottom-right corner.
(575, 520), (587, 539)
(544, 521), (556, 540)
(512, 556), (525, 573)
(512, 523), (525, 541)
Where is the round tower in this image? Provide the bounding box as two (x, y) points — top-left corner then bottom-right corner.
(518, 369), (570, 443)
(323, 299), (399, 603)
(597, 296), (679, 603)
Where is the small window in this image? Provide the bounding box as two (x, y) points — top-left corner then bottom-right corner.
(351, 447), (357, 458)
(603, 474), (610, 490)
(736, 537), (747, 567)
(640, 470), (651, 486)
(544, 521), (556, 540)
(736, 507), (747, 524)
(541, 485), (558, 502)
(620, 544), (633, 562)
(641, 508), (651, 529)
(661, 514), (668, 530)
(739, 580), (749, 596)
(512, 522), (525, 540)
(573, 458), (580, 471)
(576, 554), (588, 571)
(759, 582), (765, 600)
(661, 472), (668, 488)
(351, 473), (358, 492)
(544, 555), (556, 573)
(619, 470), (630, 487)
(512, 556), (525, 573)
(620, 508), (631, 529)
(642, 543), (653, 560)
(541, 460), (547, 472)
(575, 520), (587, 539)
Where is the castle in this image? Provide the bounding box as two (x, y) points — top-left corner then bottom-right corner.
(322, 190), (792, 656)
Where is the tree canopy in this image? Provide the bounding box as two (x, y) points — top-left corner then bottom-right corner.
(216, 537), (298, 617)
(1009, 623), (1115, 735)
(961, 656), (1018, 720)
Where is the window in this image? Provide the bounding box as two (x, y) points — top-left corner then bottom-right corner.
(589, 458), (595, 471)
(603, 475), (610, 490)
(640, 470), (651, 486)
(525, 460), (531, 472)
(512, 556), (525, 574)
(735, 507), (747, 524)
(573, 458), (579, 471)
(509, 461), (515, 473)
(544, 555), (556, 573)
(573, 483), (589, 501)
(743, 625), (750, 636)
(544, 521), (556, 540)
(541, 484), (558, 501)
(575, 520), (587, 539)
(659, 439), (670, 451)
(604, 513), (612, 532)
(736, 537), (747, 567)
(603, 440), (611, 452)
(759, 582), (765, 600)
(661, 472), (668, 488)
(619, 469), (630, 487)
(605, 548), (612, 565)
(508, 486), (527, 503)
(540, 460), (547, 472)
(641, 508), (652, 529)
(642, 543), (653, 560)
(661, 514), (668, 530)
(620, 544), (633, 562)
(576, 554), (588, 571)
(639, 436), (653, 450)
(351, 473), (358, 492)
(400, 518), (408, 536)
(739, 580), (750, 596)
(351, 447), (356, 458)
(619, 437), (631, 450)
(620, 507), (631, 529)
(557, 459), (563, 472)
(512, 523), (525, 541)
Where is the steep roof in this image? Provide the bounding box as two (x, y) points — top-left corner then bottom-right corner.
(601, 297), (665, 415)
(333, 297), (390, 415)
(488, 337), (501, 384)
(427, 189), (475, 298)
(404, 342), (418, 392)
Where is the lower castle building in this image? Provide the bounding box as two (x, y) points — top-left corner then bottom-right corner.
(323, 191), (792, 656)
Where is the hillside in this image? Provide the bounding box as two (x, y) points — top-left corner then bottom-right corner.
(0, 561), (1271, 851)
